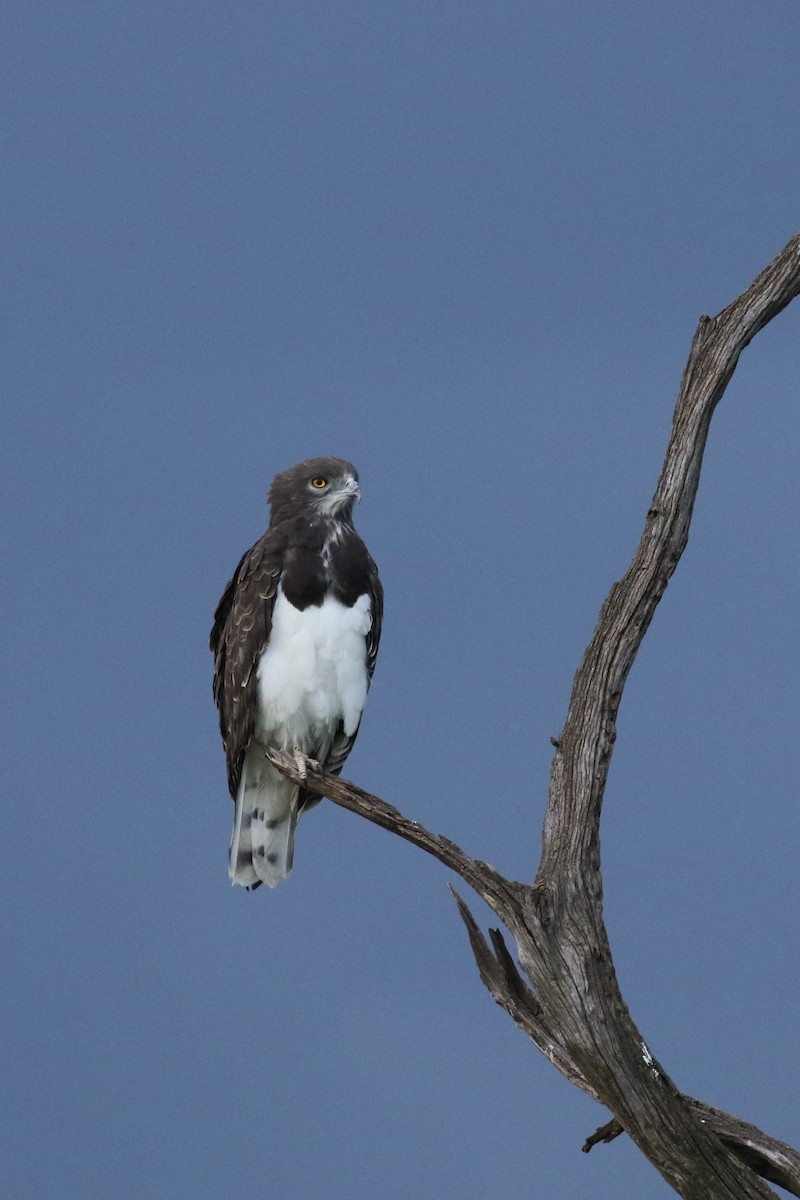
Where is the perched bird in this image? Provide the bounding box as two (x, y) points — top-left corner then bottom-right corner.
(210, 457), (383, 888)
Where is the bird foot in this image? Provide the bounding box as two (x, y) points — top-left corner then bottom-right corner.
(292, 748), (321, 782)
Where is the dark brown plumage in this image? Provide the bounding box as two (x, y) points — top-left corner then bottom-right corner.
(210, 457), (382, 887)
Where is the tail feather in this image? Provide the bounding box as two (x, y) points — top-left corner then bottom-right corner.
(229, 746), (300, 888)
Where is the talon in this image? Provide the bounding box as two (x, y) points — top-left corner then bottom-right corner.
(293, 747), (308, 782)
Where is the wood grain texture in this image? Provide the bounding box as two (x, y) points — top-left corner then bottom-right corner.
(268, 233), (800, 1198)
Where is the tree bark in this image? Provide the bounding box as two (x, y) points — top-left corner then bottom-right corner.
(268, 232), (800, 1199)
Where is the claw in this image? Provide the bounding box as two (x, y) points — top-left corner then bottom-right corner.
(292, 748), (323, 781)
(292, 747), (308, 781)
(260, 743), (321, 781)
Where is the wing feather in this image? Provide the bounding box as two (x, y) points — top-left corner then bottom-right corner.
(210, 533), (283, 797)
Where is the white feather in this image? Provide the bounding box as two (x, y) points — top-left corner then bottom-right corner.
(256, 588), (371, 749)
(228, 586), (371, 887)
(229, 745), (299, 887)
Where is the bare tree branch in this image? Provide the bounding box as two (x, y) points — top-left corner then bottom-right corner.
(269, 233), (800, 1198)
(515, 232), (800, 1197)
(266, 748), (523, 916)
(270, 754), (800, 1196)
(583, 1118), (624, 1152)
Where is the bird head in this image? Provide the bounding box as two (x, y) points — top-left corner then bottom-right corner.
(268, 456), (361, 523)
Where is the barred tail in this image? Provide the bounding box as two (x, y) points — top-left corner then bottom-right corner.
(229, 746), (299, 888)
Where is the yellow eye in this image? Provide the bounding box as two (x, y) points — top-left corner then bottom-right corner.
(310, 477), (327, 489)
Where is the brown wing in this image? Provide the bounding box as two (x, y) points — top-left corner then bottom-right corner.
(210, 532), (284, 798)
(302, 553), (383, 805)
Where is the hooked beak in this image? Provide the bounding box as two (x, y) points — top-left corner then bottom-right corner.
(344, 476), (361, 503)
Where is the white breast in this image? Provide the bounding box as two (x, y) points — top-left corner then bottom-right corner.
(256, 587), (371, 753)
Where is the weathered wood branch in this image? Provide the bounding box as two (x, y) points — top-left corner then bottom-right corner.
(449, 895), (800, 1199)
(270, 750), (800, 1198)
(267, 749), (524, 916)
(269, 232), (800, 1198)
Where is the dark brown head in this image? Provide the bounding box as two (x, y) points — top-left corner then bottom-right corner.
(267, 457), (361, 525)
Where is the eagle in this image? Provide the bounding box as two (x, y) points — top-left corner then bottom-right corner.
(210, 457), (382, 888)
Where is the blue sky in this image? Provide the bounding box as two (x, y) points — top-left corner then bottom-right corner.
(2, 3), (799, 1197)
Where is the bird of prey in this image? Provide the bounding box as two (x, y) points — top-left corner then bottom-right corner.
(210, 457), (382, 888)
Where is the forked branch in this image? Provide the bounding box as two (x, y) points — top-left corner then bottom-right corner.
(270, 232), (800, 1199)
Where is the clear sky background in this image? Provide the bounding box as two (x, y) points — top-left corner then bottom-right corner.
(2, 3), (798, 1198)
